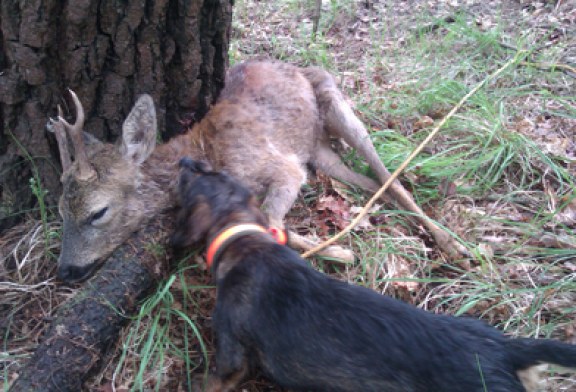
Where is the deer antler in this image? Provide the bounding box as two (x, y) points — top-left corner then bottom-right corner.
(57, 89), (96, 181)
(47, 106), (73, 179)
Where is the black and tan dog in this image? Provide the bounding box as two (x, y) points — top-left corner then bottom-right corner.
(171, 157), (576, 392)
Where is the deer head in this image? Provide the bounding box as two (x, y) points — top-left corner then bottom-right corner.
(49, 90), (158, 283)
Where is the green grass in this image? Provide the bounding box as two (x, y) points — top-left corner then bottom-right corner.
(112, 256), (212, 391)
(6, 131), (59, 258)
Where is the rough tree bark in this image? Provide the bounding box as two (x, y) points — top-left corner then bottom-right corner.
(8, 216), (173, 392)
(0, 0), (233, 232)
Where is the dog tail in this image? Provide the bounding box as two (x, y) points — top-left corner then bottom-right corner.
(508, 338), (576, 370)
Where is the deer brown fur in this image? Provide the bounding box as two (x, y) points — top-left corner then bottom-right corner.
(52, 59), (467, 283)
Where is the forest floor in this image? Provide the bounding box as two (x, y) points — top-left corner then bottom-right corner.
(2, 0), (576, 391)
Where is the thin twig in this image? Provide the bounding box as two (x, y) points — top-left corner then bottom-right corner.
(520, 61), (576, 76)
(311, 0), (322, 41)
(493, 44), (575, 76)
(499, 37), (561, 54)
(301, 51), (528, 259)
(412, 15), (457, 35)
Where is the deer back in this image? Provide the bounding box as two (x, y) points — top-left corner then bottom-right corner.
(190, 60), (321, 196)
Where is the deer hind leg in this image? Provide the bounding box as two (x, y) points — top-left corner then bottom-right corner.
(312, 139), (382, 195)
(261, 157), (354, 262)
(303, 66), (468, 259)
(312, 140), (432, 244)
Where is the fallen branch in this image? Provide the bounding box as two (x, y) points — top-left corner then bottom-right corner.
(9, 217), (172, 392)
(302, 51), (527, 259)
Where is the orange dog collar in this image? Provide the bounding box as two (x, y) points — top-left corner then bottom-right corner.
(206, 224), (287, 268)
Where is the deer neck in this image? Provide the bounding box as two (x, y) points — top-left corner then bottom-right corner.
(140, 130), (208, 213)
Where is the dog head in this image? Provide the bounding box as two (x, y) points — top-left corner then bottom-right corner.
(171, 157), (267, 249)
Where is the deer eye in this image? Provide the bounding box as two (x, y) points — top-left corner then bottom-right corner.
(89, 207), (109, 224)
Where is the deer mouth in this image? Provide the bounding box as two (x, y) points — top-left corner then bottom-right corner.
(57, 259), (105, 284)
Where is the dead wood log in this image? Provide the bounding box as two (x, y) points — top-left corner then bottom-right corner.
(8, 217), (172, 392)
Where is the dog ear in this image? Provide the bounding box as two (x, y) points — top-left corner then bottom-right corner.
(177, 159), (214, 200)
(196, 160), (213, 173)
(179, 157), (212, 173)
(171, 199), (213, 248)
(187, 202), (213, 244)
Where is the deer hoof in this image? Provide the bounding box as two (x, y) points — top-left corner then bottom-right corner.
(434, 231), (470, 259)
(318, 245), (356, 263)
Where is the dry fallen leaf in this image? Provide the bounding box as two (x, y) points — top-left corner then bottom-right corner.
(564, 261), (576, 272)
(315, 195), (351, 235)
(512, 115), (575, 159)
(528, 233), (576, 249)
(512, 117), (534, 135)
(553, 195), (576, 226)
(438, 178), (457, 197)
(349, 204), (382, 231)
(329, 178), (357, 204)
(475, 16), (494, 31)
(504, 262), (537, 279)
(476, 242), (494, 261)
(413, 115), (434, 130)
(386, 254), (419, 292)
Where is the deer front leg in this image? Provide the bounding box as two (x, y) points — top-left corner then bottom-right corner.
(288, 231), (354, 262)
(261, 164), (354, 262)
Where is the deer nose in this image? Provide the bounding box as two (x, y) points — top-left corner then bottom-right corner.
(57, 264), (92, 283)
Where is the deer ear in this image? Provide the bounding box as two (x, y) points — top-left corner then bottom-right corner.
(120, 94), (157, 165)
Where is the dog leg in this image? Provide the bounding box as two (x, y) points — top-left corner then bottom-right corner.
(204, 369), (248, 392)
(517, 365), (546, 392)
(305, 66), (468, 258)
(205, 333), (249, 392)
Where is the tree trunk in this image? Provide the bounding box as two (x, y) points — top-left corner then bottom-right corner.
(0, 0), (233, 232)
(8, 216), (172, 392)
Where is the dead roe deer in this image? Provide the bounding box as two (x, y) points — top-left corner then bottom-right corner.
(49, 60), (467, 283)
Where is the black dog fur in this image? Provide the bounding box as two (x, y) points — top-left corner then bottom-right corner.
(172, 157), (576, 392)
